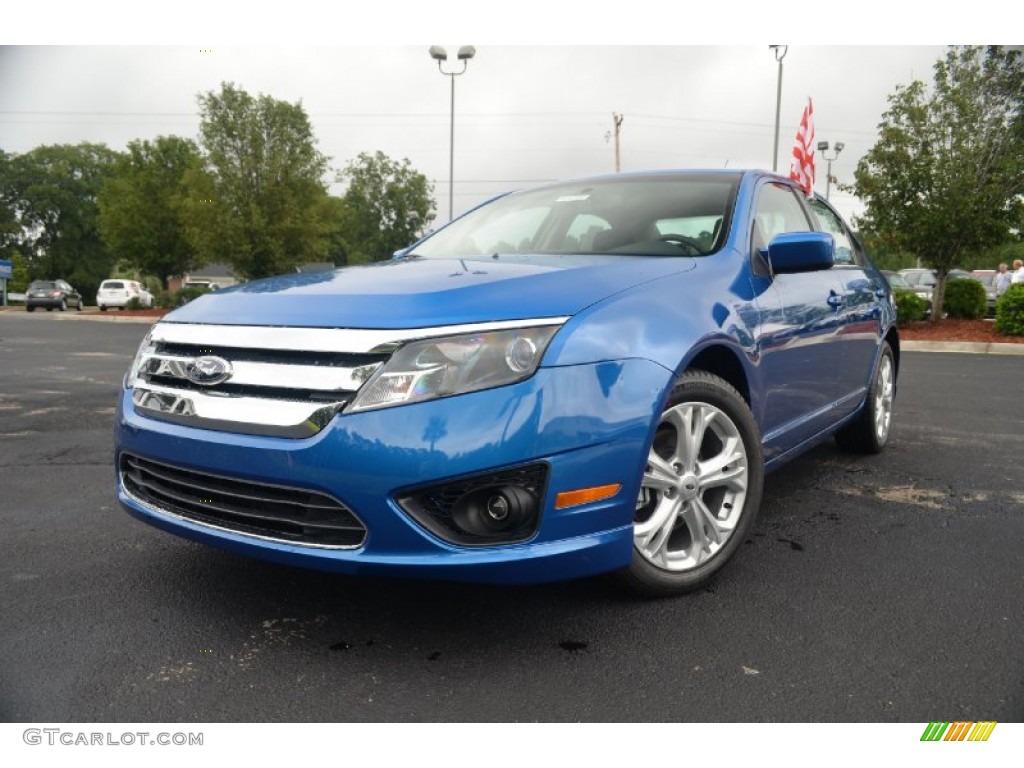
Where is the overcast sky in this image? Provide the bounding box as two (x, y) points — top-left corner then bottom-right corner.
(0, 8), (983, 224)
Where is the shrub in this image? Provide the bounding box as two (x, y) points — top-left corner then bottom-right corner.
(125, 297), (143, 310)
(174, 286), (210, 306)
(994, 282), (1024, 336)
(943, 277), (986, 319)
(893, 289), (928, 324)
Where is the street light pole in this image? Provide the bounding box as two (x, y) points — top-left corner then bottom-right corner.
(816, 140), (844, 200)
(429, 45), (476, 222)
(769, 45), (788, 173)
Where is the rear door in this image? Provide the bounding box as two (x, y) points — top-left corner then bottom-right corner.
(808, 198), (884, 418)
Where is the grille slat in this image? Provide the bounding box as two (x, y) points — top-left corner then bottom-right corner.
(121, 453), (366, 548)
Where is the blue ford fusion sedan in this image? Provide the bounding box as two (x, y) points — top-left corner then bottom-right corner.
(116, 170), (898, 596)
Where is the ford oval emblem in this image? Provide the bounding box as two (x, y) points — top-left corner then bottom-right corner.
(185, 356), (233, 386)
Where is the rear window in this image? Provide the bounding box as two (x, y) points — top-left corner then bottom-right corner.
(101, 281), (125, 290)
(30, 281), (56, 290)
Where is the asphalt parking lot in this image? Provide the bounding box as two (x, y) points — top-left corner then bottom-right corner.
(1, 311), (1021, 722)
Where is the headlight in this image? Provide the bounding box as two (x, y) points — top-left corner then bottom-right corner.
(346, 325), (560, 413)
(125, 330), (156, 388)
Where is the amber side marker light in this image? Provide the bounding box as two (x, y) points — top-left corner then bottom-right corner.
(555, 484), (622, 510)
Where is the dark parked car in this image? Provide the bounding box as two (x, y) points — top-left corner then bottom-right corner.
(883, 270), (932, 316)
(116, 170), (899, 596)
(25, 280), (84, 312)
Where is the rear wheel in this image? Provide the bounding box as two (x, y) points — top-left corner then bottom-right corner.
(621, 370), (764, 597)
(835, 341), (895, 454)
(99, 305), (107, 312)
(26, 305), (35, 312)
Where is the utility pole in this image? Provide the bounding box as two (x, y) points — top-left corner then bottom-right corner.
(612, 112), (624, 172)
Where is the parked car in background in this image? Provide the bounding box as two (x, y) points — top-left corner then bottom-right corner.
(97, 280), (154, 311)
(971, 270), (998, 317)
(25, 280), (84, 312)
(883, 270), (932, 317)
(898, 268), (975, 301)
(116, 170), (899, 597)
(182, 280), (221, 291)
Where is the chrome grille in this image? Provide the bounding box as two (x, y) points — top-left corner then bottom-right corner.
(128, 323), (390, 438)
(127, 320), (570, 438)
(120, 453), (366, 548)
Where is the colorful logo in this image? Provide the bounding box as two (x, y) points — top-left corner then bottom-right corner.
(921, 721), (997, 742)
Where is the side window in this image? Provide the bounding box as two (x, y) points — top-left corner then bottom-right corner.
(751, 183), (811, 252)
(809, 199), (855, 265)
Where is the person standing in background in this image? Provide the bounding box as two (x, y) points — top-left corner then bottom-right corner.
(1012, 259), (1024, 284)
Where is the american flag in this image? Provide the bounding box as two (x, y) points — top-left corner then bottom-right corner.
(788, 98), (816, 196)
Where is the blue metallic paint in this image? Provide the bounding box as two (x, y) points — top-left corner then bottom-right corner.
(116, 170), (897, 585)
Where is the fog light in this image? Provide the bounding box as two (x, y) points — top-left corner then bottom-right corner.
(395, 464), (548, 546)
(452, 485), (536, 537)
(485, 494), (510, 521)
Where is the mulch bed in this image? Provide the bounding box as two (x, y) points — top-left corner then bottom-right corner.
(899, 318), (1024, 344)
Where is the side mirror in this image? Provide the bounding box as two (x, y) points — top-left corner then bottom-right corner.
(766, 231), (835, 274)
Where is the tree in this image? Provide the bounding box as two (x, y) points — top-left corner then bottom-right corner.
(180, 82), (333, 279)
(852, 46), (1024, 320)
(98, 136), (201, 287)
(0, 150), (22, 258)
(337, 151), (436, 263)
(0, 143), (121, 301)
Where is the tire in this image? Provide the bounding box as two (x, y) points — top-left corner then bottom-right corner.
(100, 305), (107, 312)
(835, 341), (895, 454)
(77, 299), (84, 311)
(26, 305), (35, 312)
(620, 370), (764, 597)
(59, 298), (67, 311)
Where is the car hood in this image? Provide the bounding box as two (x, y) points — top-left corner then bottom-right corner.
(164, 255), (696, 329)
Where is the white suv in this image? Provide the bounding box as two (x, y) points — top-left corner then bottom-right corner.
(96, 280), (154, 311)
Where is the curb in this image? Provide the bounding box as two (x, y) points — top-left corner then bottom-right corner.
(902, 340), (1024, 355)
(53, 312), (161, 325)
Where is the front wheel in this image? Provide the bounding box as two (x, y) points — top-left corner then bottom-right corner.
(59, 298), (67, 311)
(835, 341), (895, 454)
(621, 370), (764, 597)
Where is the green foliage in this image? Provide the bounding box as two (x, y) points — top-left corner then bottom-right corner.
(336, 151), (436, 263)
(0, 143), (121, 302)
(852, 46), (1024, 320)
(0, 150), (22, 257)
(7, 252), (30, 293)
(893, 289), (928, 324)
(943, 278), (987, 318)
(181, 82), (332, 279)
(99, 136), (201, 286)
(125, 297), (143, 310)
(994, 282), (1024, 335)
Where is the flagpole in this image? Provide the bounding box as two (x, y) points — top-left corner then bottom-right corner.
(770, 45), (788, 172)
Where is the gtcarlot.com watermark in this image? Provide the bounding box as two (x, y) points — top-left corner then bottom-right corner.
(23, 729), (203, 747)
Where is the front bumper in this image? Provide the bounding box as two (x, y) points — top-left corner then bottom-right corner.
(115, 358), (673, 585)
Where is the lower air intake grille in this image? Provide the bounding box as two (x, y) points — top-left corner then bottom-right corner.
(120, 453), (366, 548)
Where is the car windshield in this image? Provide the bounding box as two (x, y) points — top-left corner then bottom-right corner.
(410, 174), (740, 259)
